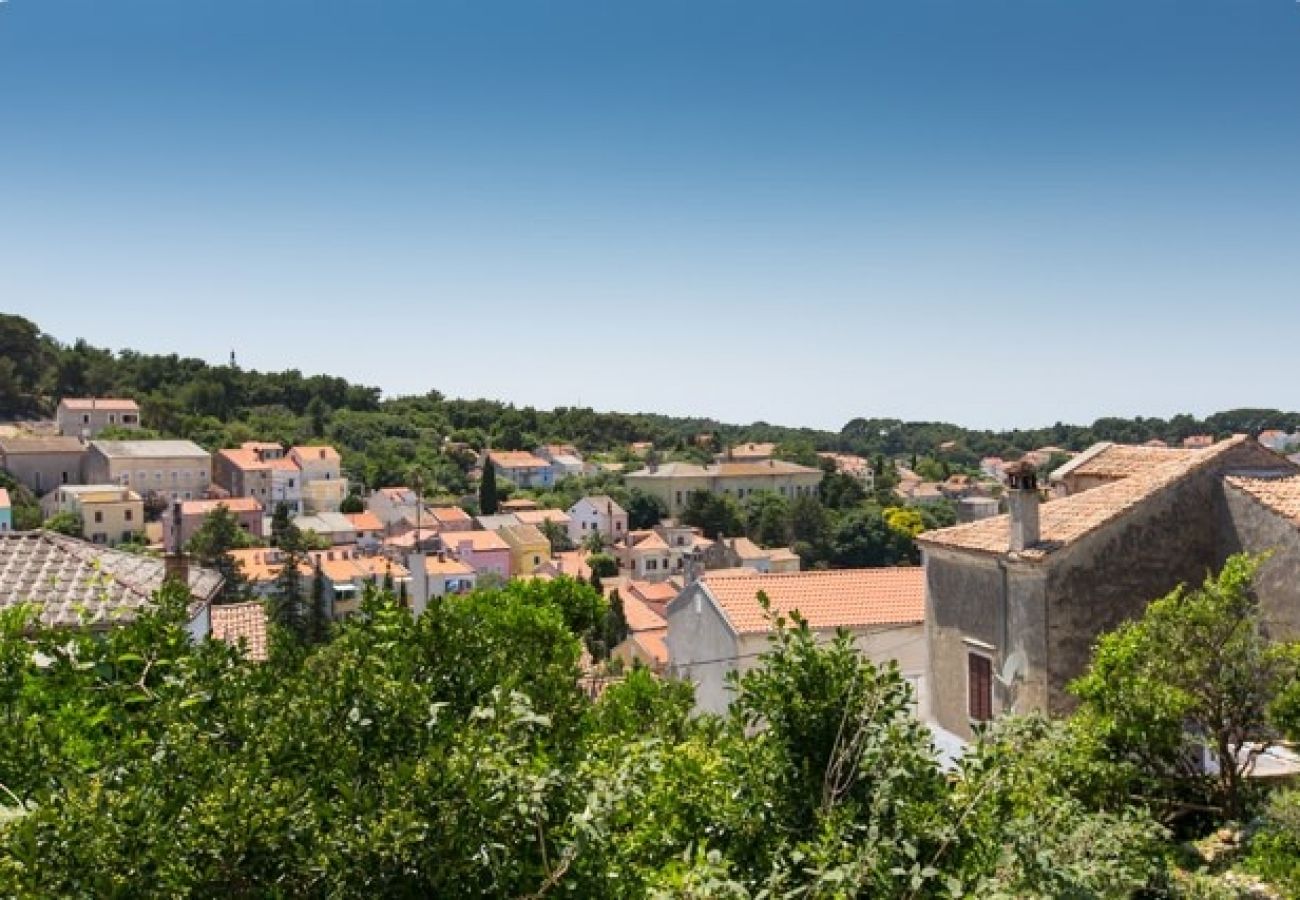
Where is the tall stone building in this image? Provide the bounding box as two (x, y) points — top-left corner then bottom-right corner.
(918, 437), (1299, 738)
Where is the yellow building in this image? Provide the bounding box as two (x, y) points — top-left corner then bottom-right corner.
(495, 522), (551, 577)
(624, 460), (824, 517)
(41, 484), (145, 546)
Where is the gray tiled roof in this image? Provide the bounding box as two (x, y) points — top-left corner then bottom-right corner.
(0, 531), (222, 628)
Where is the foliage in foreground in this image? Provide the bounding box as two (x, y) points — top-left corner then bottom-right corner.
(0, 578), (1178, 898)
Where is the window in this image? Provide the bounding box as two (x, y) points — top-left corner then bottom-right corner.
(122, 530), (133, 543)
(968, 653), (993, 723)
(647, 559), (657, 571)
(94, 511), (103, 523)
(82, 414), (90, 424)
(124, 510), (133, 522)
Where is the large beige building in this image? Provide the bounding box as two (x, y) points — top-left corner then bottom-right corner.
(41, 484), (145, 546)
(0, 437), (86, 495)
(84, 440), (212, 503)
(625, 459), (823, 516)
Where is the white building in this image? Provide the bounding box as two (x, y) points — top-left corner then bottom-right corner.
(566, 495), (629, 545)
(666, 568), (928, 717)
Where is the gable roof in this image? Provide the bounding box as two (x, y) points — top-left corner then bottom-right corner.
(496, 522), (550, 548)
(1225, 475), (1300, 527)
(344, 511), (384, 532)
(0, 531), (221, 628)
(180, 497), (262, 516)
(920, 437), (1292, 562)
(447, 530), (511, 552)
(210, 601), (269, 661)
(59, 398), (139, 412)
(488, 450), (550, 470)
(1050, 442), (1196, 482)
(570, 495), (627, 517)
(514, 509), (571, 528)
(429, 506), (472, 525)
(691, 568), (925, 636)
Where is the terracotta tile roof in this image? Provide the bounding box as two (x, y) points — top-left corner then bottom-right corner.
(514, 509), (571, 527)
(727, 537), (767, 560)
(229, 547), (304, 583)
(629, 531), (670, 552)
(345, 512), (384, 532)
(290, 445), (341, 461)
(59, 398), (139, 412)
(1050, 442), (1195, 482)
(631, 628), (668, 666)
(378, 487), (417, 503)
(1183, 435), (1215, 449)
(180, 497), (262, 515)
(429, 506), (471, 524)
(920, 437), (1282, 561)
(383, 528), (440, 549)
(496, 522), (550, 548)
(218, 448), (269, 471)
(210, 601), (269, 661)
(488, 451), (550, 470)
(423, 555), (475, 576)
(1225, 475), (1300, 526)
(698, 568), (925, 635)
(500, 498), (540, 511)
(625, 579), (678, 605)
(622, 592), (668, 632)
(0, 531), (221, 628)
(448, 530), (511, 552)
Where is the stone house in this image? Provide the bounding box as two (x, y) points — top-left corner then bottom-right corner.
(917, 437), (1298, 739)
(55, 398), (141, 438)
(624, 460), (823, 517)
(0, 436), (87, 495)
(41, 484), (145, 546)
(84, 440), (211, 504)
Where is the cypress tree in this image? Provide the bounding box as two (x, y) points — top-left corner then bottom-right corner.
(479, 460), (499, 515)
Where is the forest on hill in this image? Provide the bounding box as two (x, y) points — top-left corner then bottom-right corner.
(3, 313), (1298, 490)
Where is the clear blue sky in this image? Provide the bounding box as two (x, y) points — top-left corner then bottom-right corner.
(2, 1), (1298, 431)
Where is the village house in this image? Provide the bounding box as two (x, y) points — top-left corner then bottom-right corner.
(368, 487), (422, 528)
(0, 436), (87, 495)
(446, 529), (512, 581)
(0, 488), (10, 533)
(230, 546), (409, 618)
(917, 437), (1299, 740)
(55, 398), (142, 438)
(817, 452), (876, 490)
(537, 444), (588, 479)
(407, 552), (477, 611)
(566, 495), (628, 545)
(41, 484), (145, 546)
(85, 439), (211, 504)
(625, 459), (823, 517)
(428, 505), (474, 532)
(292, 511), (357, 546)
(513, 508), (572, 536)
(697, 536), (801, 574)
(486, 450), (554, 488)
(164, 497), (263, 551)
(212, 443), (302, 514)
(666, 568), (928, 716)
(344, 511), (385, 552)
(288, 445), (347, 514)
(611, 588), (669, 674)
(496, 522), (551, 576)
(0, 530), (222, 639)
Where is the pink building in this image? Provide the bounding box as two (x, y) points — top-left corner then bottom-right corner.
(166, 497), (264, 551)
(449, 530), (512, 580)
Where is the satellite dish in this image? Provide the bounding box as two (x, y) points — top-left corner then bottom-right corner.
(998, 650), (1026, 686)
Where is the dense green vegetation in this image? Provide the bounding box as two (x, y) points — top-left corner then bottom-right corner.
(0, 555), (1296, 896)
(4, 314), (1299, 501)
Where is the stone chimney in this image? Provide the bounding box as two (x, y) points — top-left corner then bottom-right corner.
(1005, 461), (1040, 552)
(163, 501), (189, 585)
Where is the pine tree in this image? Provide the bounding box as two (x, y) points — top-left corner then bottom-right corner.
(305, 560), (327, 644)
(599, 590), (629, 659)
(479, 460), (499, 515)
(271, 502), (292, 548)
(187, 505), (254, 602)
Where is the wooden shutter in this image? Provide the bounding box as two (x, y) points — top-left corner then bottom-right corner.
(968, 653), (993, 722)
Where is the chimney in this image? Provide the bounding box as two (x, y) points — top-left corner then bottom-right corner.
(1005, 461), (1040, 552)
(409, 551), (429, 617)
(165, 501), (189, 584)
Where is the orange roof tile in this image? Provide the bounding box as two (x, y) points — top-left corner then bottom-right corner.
(921, 437), (1281, 561)
(1225, 475), (1300, 526)
(290, 445), (341, 461)
(180, 497), (262, 515)
(700, 568), (925, 635)
(622, 593), (668, 632)
(631, 628), (668, 666)
(514, 509), (571, 527)
(430, 506), (472, 524)
(1051, 442), (1195, 481)
(60, 398), (139, 411)
(488, 450), (550, 469)
(345, 511), (384, 532)
(447, 530), (510, 552)
(210, 601), (269, 662)
(423, 555), (475, 576)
